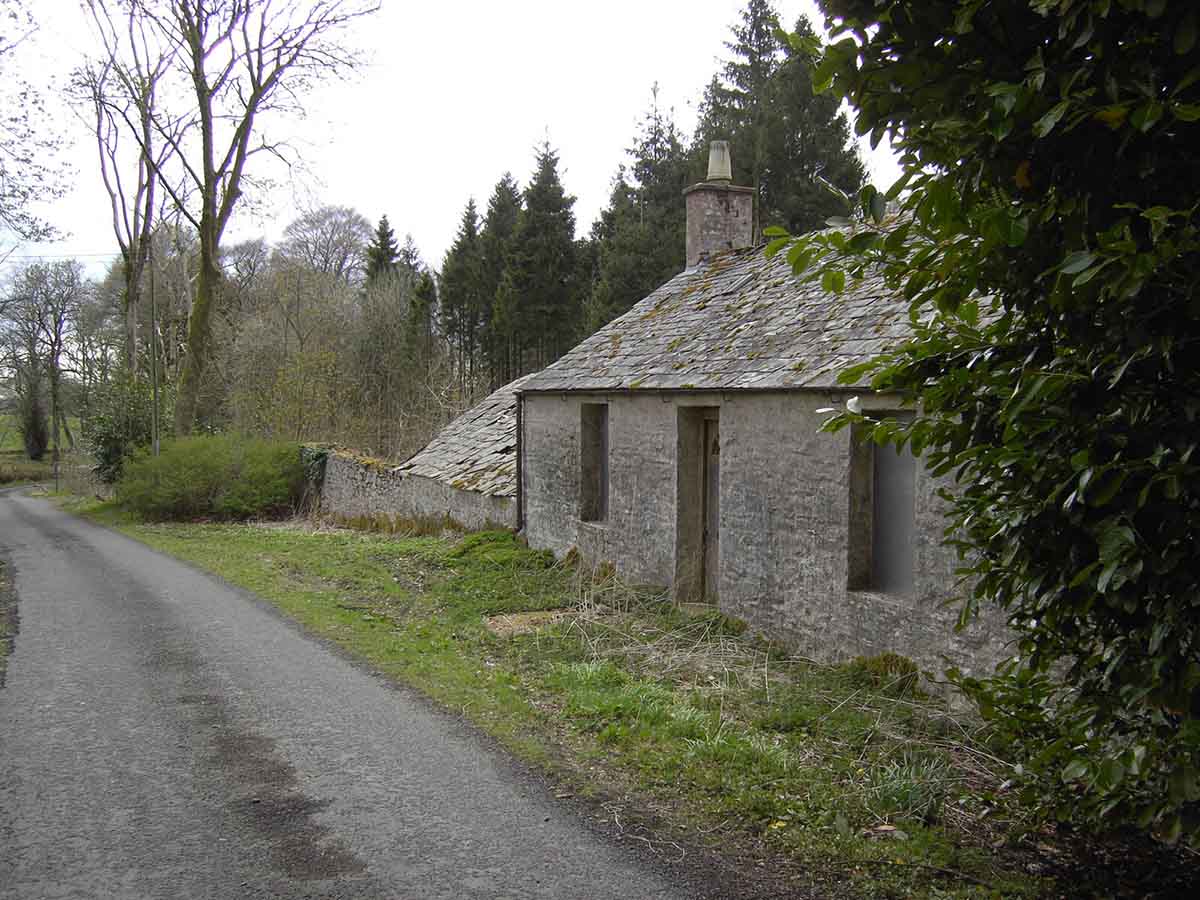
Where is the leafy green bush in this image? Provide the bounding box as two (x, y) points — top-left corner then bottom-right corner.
(118, 435), (303, 521)
(81, 376), (171, 484)
(781, 0), (1200, 844)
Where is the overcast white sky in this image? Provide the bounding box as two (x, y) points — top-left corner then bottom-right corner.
(6, 0), (900, 279)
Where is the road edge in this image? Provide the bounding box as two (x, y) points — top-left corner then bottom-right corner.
(0, 548), (18, 689)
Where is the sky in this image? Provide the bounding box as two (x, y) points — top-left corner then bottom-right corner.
(5, 0), (901, 280)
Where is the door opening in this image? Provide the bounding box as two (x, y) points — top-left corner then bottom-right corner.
(674, 406), (720, 605)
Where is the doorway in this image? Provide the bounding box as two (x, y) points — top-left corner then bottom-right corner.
(674, 406), (720, 604)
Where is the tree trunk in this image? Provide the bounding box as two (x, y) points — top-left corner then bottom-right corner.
(123, 256), (140, 375)
(174, 233), (220, 434)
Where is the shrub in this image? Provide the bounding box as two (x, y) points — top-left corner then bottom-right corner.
(118, 435), (304, 521)
(782, 0), (1200, 845)
(81, 377), (167, 484)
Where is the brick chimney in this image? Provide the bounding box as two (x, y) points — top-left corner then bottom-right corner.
(684, 141), (755, 268)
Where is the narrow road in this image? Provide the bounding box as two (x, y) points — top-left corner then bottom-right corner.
(0, 492), (722, 899)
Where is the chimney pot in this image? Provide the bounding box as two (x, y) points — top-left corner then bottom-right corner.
(706, 140), (732, 184)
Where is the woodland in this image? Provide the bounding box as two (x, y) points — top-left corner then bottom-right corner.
(0, 0), (864, 464)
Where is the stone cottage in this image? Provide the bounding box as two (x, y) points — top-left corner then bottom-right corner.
(319, 374), (533, 531)
(515, 144), (1008, 677)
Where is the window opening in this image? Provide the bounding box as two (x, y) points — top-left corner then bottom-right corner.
(848, 414), (915, 593)
(580, 404), (609, 522)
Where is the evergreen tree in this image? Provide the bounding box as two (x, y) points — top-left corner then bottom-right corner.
(403, 269), (437, 392)
(364, 215), (400, 283)
(694, 2), (865, 234)
(587, 89), (690, 331)
(438, 200), (486, 389)
(495, 143), (578, 374)
(759, 16), (866, 232)
(479, 173), (522, 384)
(397, 233), (423, 280)
(695, 0), (784, 214)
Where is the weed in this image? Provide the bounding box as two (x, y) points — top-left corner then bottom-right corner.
(866, 750), (956, 824)
(844, 651), (922, 696)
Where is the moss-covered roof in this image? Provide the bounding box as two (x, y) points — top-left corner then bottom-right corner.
(519, 247), (907, 393)
(396, 373), (535, 497)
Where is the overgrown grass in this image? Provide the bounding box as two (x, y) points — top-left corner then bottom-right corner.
(68, 501), (1050, 898)
(0, 450), (51, 487)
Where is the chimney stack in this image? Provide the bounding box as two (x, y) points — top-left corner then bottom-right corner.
(684, 140), (754, 268)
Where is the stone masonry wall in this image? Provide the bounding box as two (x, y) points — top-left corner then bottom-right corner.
(521, 390), (1012, 680)
(683, 183), (755, 268)
(319, 452), (514, 532)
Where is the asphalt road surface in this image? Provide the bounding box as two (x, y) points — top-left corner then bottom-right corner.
(0, 491), (735, 900)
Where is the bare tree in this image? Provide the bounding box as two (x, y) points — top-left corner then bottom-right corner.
(108, 0), (378, 434)
(78, 0), (179, 374)
(1, 262), (87, 454)
(274, 204), (371, 284)
(0, 0), (66, 243)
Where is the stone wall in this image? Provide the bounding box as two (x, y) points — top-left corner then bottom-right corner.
(521, 390), (1011, 680)
(683, 182), (755, 268)
(319, 451), (514, 532)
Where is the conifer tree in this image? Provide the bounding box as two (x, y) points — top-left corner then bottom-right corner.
(588, 89), (690, 331)
(759, 16), (865, 232)
(403, 268), (437, 391)
(397, 233), (423, 280)
(479, 173), (522, 384)
(364, 215), (400, 283)
(438, 199), (486, 388)
(495, 143), (579, 374)
(695, 0), (784, 215)
(695, 1), (864, 234)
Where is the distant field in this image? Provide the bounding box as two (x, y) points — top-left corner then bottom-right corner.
(0, 414), (20, 452)
(0, 413), (83, 454)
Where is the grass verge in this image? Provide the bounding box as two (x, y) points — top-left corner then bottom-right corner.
(64, 500), (1144, 898)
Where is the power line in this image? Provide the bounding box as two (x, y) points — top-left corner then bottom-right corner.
(0, 252), (120, 260)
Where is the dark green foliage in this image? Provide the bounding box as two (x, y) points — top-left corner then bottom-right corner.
(587, 90), (690, 331)
(81, 376), (164, 484)
(695, 1), (865, 234)
(494, 143), (580, 373)
(782, 0), (1200, 844)
(406, 269), (437, 370)
(18, 393), (48, 461)
(396, 233), (422, 281)
(760, 17), (867, 232)
(439, 200), (487, 383)
(480, 173), (523, 385)
(118, 435), (304, 521)
(364, 215), (399, 283)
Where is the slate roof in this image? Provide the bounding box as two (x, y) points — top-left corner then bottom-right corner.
(519, 246), (908, 393)
(396, 373), (536, 497)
